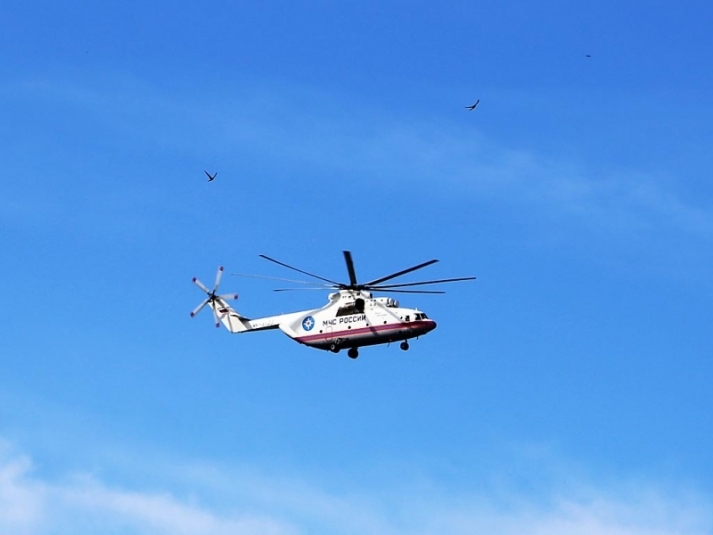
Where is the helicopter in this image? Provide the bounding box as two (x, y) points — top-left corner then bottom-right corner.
(191, 251), (475, 359)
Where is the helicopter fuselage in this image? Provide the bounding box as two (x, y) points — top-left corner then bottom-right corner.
(213, 290), (437, 353)
(289, 291), (437, 351)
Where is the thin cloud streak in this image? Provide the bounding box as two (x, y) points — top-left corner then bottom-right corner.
(1, 71), (711, 253)
(4, 73), (711, 241)
(0, 444), (710, 535)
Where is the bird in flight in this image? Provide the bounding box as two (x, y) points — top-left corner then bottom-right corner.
(205, 171), (217, 182)
(465, 99), (480, 111)
(586, 54), (591, 58)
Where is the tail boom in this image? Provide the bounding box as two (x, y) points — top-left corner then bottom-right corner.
(209, 300), (284, 333)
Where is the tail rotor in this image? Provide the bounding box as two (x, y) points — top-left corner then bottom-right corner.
(191, 266), (239, 328)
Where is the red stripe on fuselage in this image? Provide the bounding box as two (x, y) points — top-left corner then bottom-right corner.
(295, 320), (436, 345)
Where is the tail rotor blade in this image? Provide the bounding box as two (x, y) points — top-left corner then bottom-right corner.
(192, 265), (238, 328)
(193, 277), (210, 294)
(216, 300), (239, 332)
(213, 266), (224, 293)
(212, 303), (221, 328)
(190, 299), (209, 317)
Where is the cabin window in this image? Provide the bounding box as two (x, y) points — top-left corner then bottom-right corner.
(336, 303), (361, 316)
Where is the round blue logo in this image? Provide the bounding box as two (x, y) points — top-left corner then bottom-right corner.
(302, 315), (316, 331)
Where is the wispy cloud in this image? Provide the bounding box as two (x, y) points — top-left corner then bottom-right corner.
(8, 72), (710, 242)
(0, 453), (44, 535)
(1, 441), (710, 535)
(54, 480), (294, 535)
(0, 448), (295, 535)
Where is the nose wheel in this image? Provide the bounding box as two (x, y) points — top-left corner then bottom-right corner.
(348, 347), (359, 359)
(400, 341), (409, 351)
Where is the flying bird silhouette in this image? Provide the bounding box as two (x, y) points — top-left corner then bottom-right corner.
(205, 171), (217, 182)
(465, 99), (480, 111)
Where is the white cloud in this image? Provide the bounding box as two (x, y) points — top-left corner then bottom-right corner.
(53, 480), (294, 535)
(0, 455), (44, 535)
(0, 442), (710, 535)
(0, 445), (295, 535)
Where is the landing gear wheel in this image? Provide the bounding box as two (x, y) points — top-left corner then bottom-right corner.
(348, 347), (359, 359)
(330, 343), (340, 353)
(400, 341), (409, 351)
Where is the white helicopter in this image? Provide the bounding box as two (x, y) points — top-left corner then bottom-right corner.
(191, 251), (475, 359)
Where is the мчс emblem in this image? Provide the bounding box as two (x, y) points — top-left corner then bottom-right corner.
(302, 315), (315, 331)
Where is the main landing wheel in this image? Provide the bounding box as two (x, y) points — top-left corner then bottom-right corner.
(400, 341), (409, 351)
(348, 347), (359, 359)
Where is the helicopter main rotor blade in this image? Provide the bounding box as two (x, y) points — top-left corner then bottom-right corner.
(259, 254), (343, 286)
(363, 259), (439, 287)
(343, 250), (358, 287)
(232, 272), (334, 287)
(370, 276), (477, 289)
(273, 287), (337, 292)
(372, 288), (445, 294)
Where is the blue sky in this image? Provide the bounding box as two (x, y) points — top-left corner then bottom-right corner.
(2, 1), (713, 533)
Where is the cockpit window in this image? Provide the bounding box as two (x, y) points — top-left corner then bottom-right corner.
(414, 313), (429, 320)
